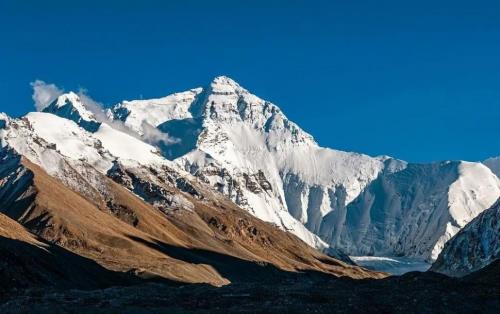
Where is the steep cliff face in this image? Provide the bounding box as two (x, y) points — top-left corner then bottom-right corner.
(326, 161), (500, 261)
(431, 199), (499, 277)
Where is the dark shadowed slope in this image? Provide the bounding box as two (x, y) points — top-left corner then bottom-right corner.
(0, 212), (142, 294)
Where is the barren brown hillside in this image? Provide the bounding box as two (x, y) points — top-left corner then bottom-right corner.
(0, 212), (140, 292)
(0, 153), (382, 290)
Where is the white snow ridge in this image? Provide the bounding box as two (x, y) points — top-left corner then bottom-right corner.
(2, 75), (498, 273)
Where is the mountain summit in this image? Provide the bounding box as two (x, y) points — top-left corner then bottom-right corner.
(42, 91), (101, 132)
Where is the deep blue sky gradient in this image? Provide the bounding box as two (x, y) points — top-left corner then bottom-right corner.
(1, 0), (499, 162)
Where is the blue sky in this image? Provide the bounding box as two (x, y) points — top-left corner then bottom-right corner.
(1, 0), (499, 162)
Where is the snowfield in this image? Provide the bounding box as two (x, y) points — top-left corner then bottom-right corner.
(1, 111), (172, 180)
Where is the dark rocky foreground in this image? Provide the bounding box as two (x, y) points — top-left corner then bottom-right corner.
(1, 261), (498, 314)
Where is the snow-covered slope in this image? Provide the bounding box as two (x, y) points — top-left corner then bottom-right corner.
(111, 88), (202, 135)
(0, 111), (170, 181)
(330, 161), (500, 261)
(109, 76), (500, 261)
(431, 199), (500, 276)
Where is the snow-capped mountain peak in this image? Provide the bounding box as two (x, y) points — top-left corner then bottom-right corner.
(106, 77), (500, 262)
(209, 75), (245, 94)
(199, 76), (317, 148)
(42, 92), (100, 132)
(107, 77), (388, 251)
(47, 92), (92, 117)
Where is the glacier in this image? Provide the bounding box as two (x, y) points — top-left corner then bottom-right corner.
(351, 256), (431, 276)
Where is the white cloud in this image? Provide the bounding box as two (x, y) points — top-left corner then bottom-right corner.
(141, 121), (180, 145)
(30, 80), (64, 111)
(30, 80), (180, 147)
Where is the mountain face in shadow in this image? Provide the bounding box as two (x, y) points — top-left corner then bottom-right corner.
(0, 213), (147, 293)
